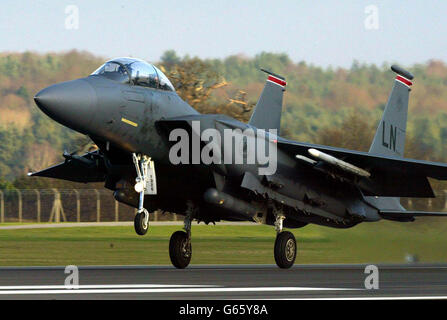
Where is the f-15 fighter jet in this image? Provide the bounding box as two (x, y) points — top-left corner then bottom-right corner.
(31, 58), (447, 268)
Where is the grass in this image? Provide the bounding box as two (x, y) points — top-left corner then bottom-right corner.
(0, 219), (446, 266)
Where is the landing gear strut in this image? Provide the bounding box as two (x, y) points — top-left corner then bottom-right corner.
(132, 153), (156, 236)
(169, 202), (195, 269)
(273, 208), (297, 269)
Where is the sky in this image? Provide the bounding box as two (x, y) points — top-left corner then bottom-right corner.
(0, 0), (446, 67)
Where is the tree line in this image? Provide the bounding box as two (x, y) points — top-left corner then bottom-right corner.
(1, 50), (447, 191)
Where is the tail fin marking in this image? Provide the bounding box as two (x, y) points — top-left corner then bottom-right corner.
(248, 69), (286, 134)
(368, 65), (414, 157)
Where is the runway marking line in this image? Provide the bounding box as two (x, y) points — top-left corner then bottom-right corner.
(0, 285), (360, 295)
(281, 296), (447, 300)
(0, 284), (216, 290)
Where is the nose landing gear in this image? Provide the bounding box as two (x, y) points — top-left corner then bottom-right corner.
(132, 153), (156, 236)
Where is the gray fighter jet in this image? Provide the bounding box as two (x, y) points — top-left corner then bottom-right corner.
(31, 58), (447, 269)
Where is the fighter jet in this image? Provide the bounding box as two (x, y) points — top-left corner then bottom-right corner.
(31, 57), (447, 269)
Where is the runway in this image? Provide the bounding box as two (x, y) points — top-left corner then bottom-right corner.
(0, 264), (446, 299)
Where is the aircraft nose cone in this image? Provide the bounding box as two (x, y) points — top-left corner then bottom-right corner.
(34, 79), (97, 133)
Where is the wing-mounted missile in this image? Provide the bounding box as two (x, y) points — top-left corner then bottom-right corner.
(295, 155), (317, 165)
(295, 148), (371, 179)
(308, 148), (371, 178)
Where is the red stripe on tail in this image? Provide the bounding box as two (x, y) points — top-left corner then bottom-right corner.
(268, 75), (286, 87)
(396, 75), (413, 86)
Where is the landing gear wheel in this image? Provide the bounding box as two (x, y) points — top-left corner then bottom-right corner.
(134, 211), (148, 235)
(274, 231), (296, 269)
(169, 231), (192, 269)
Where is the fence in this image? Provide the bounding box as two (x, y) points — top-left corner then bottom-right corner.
(0, 189), (446, 224)
(0, 189), (179, 223)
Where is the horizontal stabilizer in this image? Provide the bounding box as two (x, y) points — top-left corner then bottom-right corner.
(380, 210), (447, 222)
(380, 210), (447, 217)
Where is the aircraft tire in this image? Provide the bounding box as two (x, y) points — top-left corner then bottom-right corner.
(274, 231), (296, 269)
(169, 231), (192, 269)
(134, 212), (148, 235)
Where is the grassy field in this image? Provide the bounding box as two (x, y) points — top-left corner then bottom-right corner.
(0, 220), (446, 266)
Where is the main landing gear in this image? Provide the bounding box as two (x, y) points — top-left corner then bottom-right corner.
(132, 153), (156, 236)
(169, 202), (195, 269)
(273, 211), (297, 269)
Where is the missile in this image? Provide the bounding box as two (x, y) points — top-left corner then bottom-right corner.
(308, 148), (371, 178)
(295, 155), (317, 165)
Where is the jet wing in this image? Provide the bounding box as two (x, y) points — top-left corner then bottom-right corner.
(278, 139), (447, 197)
(29, 152), (106, 183)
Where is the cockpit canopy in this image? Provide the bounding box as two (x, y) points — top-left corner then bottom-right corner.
(91, 57), (175, 91)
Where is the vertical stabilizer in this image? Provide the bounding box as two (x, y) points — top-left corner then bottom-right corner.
(248, 69), (286, 134)
(369, 65), (414, 157)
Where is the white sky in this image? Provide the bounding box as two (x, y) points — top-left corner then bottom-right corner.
(0, 0), (446, 67)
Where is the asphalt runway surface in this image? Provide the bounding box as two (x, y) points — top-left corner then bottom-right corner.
(0, 264), (446, 299)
